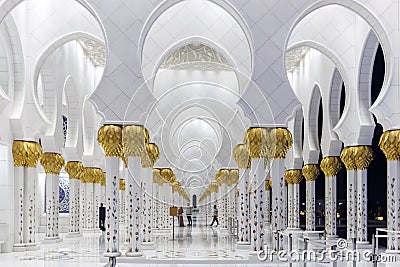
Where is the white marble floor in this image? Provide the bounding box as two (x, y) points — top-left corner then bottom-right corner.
(0, 217), (398, 266)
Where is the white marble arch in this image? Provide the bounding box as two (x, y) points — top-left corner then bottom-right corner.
(285, 108), (304, 170)
(2, 0), (105, 141)
(286, 2), (390, 146)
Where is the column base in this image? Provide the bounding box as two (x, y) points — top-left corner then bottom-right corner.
(384, 249), (400, 254)
(125, 251), (143, 257)
(104, 252), (121, 257)
(13, 244), (26, 252)
(82, 228), (96, 233)
(356, 241), (371, 249)
(42, 236), (63, 244)
(141, 242), (156, 250)
(66, 232), (83, 238)
(303, 230), (324, 239)
(236, 242), (251, 250)
(326, 235), (339, 240)
(25, 243), (40, 251)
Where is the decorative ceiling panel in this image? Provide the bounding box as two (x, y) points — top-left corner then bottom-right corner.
(78, 38), (106, 67)
(159, 43), (232, 71)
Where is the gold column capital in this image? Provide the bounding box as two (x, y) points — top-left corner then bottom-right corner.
(65, 161), (84, 179)
(153, 168), (165, 185)
(302, 164), (320, 181)
(285, 169), (303, 184)
(160, 168), (175, 183)
(12, 140), (42, 167)
(98, 125), (123, 158)
(25, 141), (42, 168)
(269, 128), (293, 159)
(93, 168), (104, 184)
(12, 140), (26, 166)
(81, 167), (98, 183)
(340, 146), (357, 170)
(379, 130), (400, 161)
(341, 146), (373, 170)
(320, 156), (342, 177)
(40, 153), (65, 175)
(233, 144), (251, 169)
(141, 143), (159, 168)
(101, 172), (106, 186)
(354, 145), (374, 170)
(122, 125), (149, 158)
(244, 127), (268, 158)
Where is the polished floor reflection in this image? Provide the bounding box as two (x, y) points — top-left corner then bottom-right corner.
(0, 217), (398, 266)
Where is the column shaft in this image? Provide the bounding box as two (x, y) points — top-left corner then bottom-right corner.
(325, 176), (337, 237)
(357, 170), (368, 243)
(387, 160), (400, 251)
(94, 183), (101, 230)
(287, 184), (293, 228)
(293, 184), (300, 229)
(126, 157), (142, 255)
(347, 170), (357, 240)
(86, 182), (94, 229)
(271, 158), (285, 249)
(13, 166), (24, 250)
(104, 157), (121, 256)
(250, 158), (265, 251)
(306, 180), (315, 231)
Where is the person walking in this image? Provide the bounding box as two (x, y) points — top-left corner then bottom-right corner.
(186, 203), (193, 226)
(209, 204), (219, 226)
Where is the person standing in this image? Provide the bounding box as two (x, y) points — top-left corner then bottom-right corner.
(99, 203), (106, 231)
(186, 203), (193, 226)
(209, 204), (219, 226)
(178, 206), (185, 227)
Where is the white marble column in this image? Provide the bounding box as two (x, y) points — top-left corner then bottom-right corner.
(85, 179), (94, 230)
(284, 170), (302, 229)
(142, 168), (154, 244)
(24, 166), (39, 249)
(320, 157), (341, 238)
(101, 172), (106, 205)
(283, 182), (288, 229)
(80, 176), (86, 232)
(380, 131), (400, 251)
(386, 161), (400, 251)
(341, 147), (357, 241)
(94, 180), (102, 230)
(119, 179), (126, 225)
(355, 146), (373, 244)
(293, 183), (301, 229)
(221, 183), (228, 229)
(152, 182), (160, 230)
(126, 157), (142, 256)
(238, 168), (250, 244)
(12, 161), (24, 251)
(265, 180), (271, 225)
(287, 182), (294, 228)
(65, 161), (84, 236)
(98, 125), (122, 257)
(271, 158), (285, 250)
(302, 164), (319, 232)
(40, 152), (64, 243)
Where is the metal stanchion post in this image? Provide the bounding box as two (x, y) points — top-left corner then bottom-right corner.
(371, 234), (377, 267)
(303, 238), (309, 267)
(352, 238), (356, 267)
(331, 244), (337, 267)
